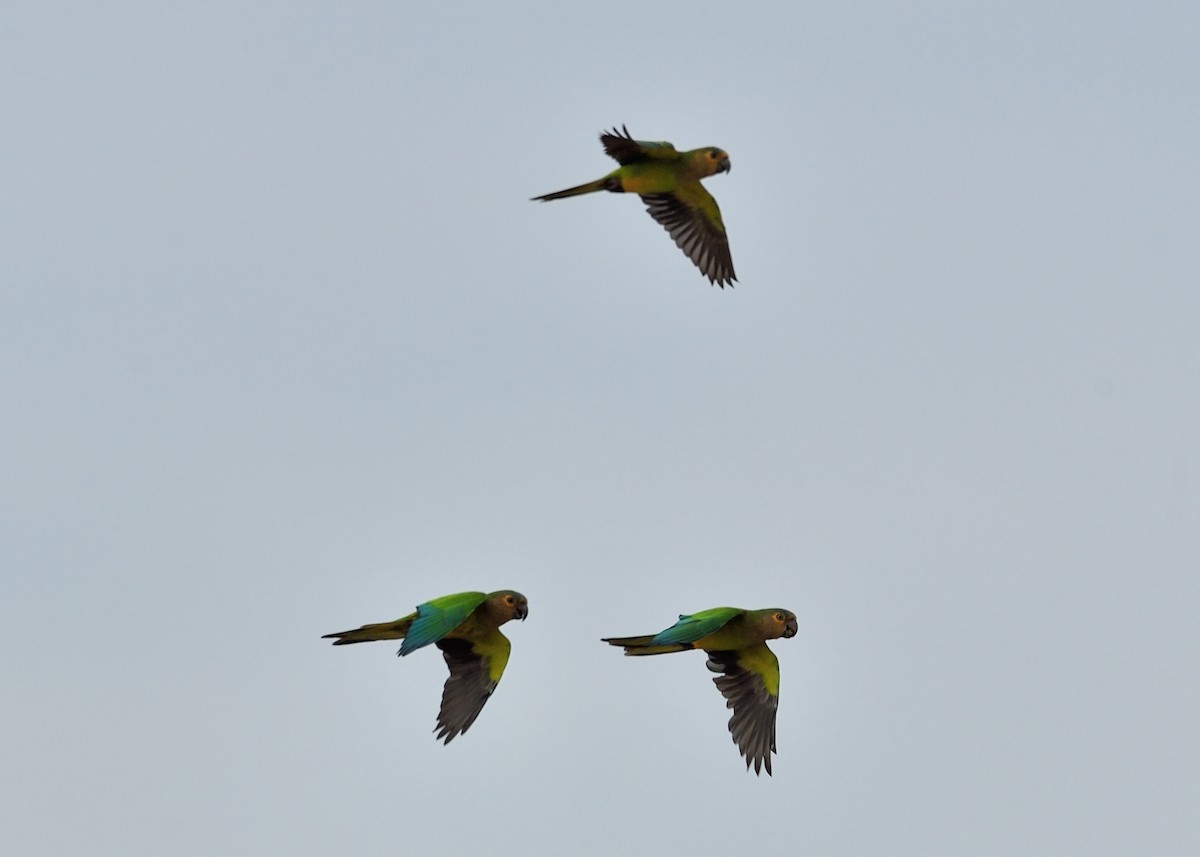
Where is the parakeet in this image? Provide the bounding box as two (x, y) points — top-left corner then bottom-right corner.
(532, 125), (736, 287)
(603, 606), (798, 775)
(323, 590), (528, 743)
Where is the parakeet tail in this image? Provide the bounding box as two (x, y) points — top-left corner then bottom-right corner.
(602, 635), (694, 656)
(531, 179), (609, 202)
(322, 618), (413, 645)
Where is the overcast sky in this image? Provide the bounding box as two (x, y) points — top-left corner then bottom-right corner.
(3, 2), (1198, 855)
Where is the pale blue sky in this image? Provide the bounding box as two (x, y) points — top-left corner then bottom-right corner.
(3, 2), (1198, 855)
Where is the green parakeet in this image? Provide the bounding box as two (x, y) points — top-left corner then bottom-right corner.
(323, 590), (528, 743)
(603, 606), (798, 775)
(532, 125), (736, 287)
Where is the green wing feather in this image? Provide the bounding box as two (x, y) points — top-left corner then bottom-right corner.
(676, 182), (727, 232)
(650, 607), (743, 646)
(400, 591), (486, 656)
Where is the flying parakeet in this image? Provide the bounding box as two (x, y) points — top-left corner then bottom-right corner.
(532, 125), (736, 287)
(323, 590), (528, 743)
(603, 606), (798, 775)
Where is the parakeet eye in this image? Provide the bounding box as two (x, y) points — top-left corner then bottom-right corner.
(774, 612), (785, 623)
(504, 594), (515, 605)
(709, 149), (720, 159)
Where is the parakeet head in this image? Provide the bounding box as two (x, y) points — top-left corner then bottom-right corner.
(486, 590), (528, 623)
(708, 147), (731, 174)
(686, 146), (730, 178)
(755, 608), (798, 640)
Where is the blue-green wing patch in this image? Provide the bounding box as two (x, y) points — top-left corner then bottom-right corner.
(650, 607), (743, 646)
(400, 591), (486, 656)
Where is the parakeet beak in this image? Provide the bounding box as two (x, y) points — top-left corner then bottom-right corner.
(516, 604), (528, 621)
(783, 617), (798, 638)
(717, 157), (731, 174)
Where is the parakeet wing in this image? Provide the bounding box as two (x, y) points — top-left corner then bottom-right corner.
(707, 644), (781, 775)
(433, 630), (512, 743)
(641, 185), (736, 287)
(601, 125), (679, 165)
(650, 607), (743, 646)
(400, 591), (487, 656)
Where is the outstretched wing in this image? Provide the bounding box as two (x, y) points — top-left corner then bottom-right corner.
(400, 591), (487, 656)
(432, 630), (512, 743)
(641, 185), (737, 287)
(706, 643), (781, 775)
(600, 125), (679, 165)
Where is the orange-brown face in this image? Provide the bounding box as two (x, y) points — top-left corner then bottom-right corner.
(707, 147), (731, 174)
(494, 590), (528, 621)
(770, 609), (798, 638)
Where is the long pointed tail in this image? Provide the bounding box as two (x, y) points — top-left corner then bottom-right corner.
(323, 617), (413, 646)
(531, 178), (609, 202)
(602, 635), (694, 656)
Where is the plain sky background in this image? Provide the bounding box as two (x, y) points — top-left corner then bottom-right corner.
(3, 2), (1198, 855)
